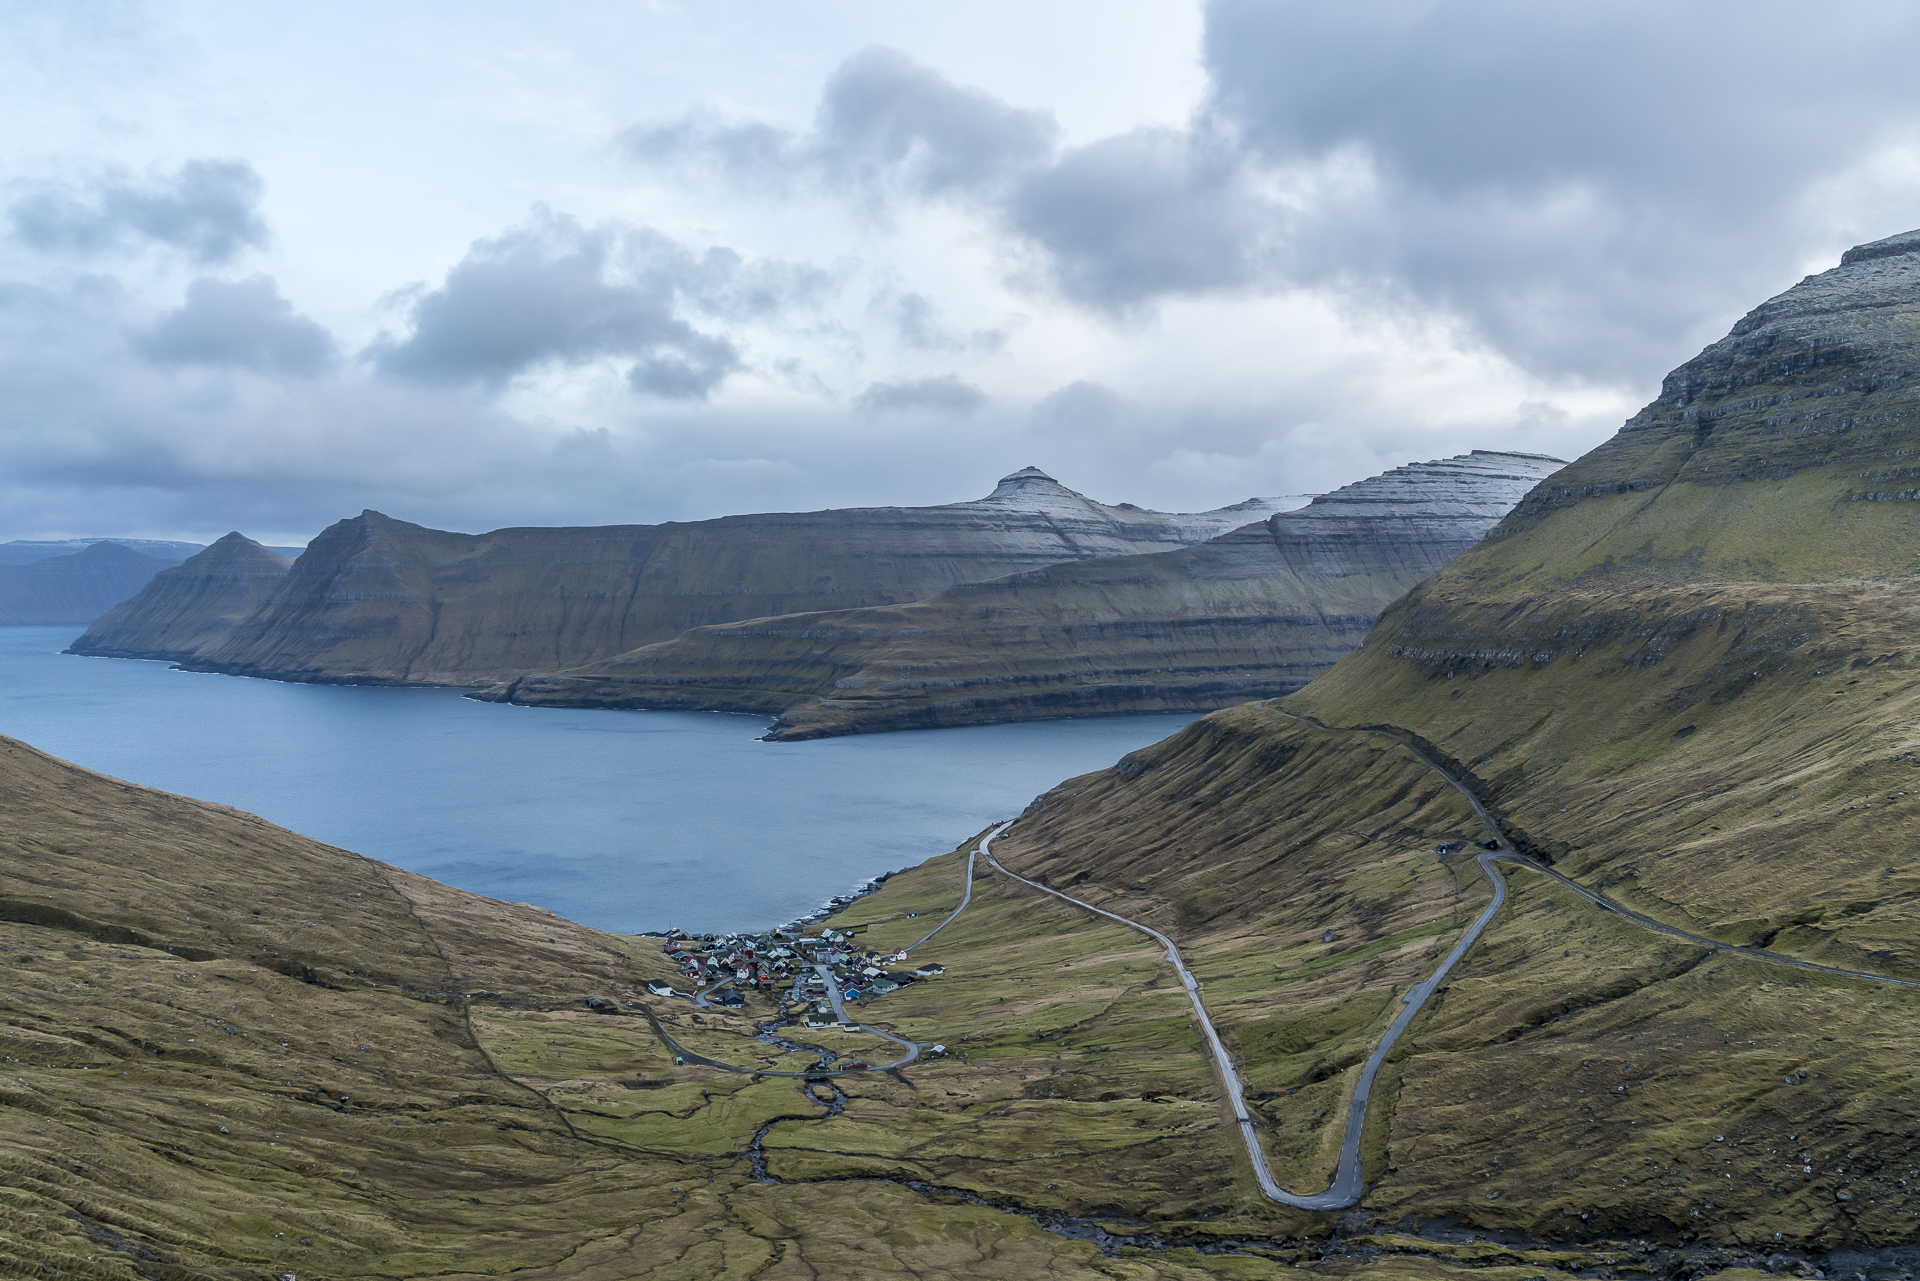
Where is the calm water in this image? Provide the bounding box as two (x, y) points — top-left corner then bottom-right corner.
(0, 626), (1193, 933)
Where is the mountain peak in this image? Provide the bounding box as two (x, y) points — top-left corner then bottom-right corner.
(981, 466), (1091, 506)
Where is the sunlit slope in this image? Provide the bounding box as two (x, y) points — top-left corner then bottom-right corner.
(0, 733), (1423, 1277)
(980, 231), (1920, 1248)
(1278, 229), (1920, 964)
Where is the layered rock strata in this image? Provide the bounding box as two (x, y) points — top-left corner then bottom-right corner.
(480, 451), (1564, 737)
(76, 469), (1304, 686)
(0, 541), (169, 626)
(68, 534), (294, 661)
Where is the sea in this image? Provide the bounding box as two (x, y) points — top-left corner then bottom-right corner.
(0, 626), (1195, 934)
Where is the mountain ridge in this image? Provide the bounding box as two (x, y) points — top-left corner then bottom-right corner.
(73, 470), (1310, 687)
(477, 450), (1564, 737)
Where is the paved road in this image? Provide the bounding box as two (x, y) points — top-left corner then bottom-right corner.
(979, 710), (1920, 1211)
(979, 831), (1511, 1210)
(1280, 712), (1920, 993)
(904, 820), (1011, 953)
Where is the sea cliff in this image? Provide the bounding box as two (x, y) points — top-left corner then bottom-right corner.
(75, 469), (1303, 686)
(68, 533), (294, 661)
(480, 451), (1563, 736)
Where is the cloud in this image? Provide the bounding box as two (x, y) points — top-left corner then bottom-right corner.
(7, 159), (268, 266)
(1031, 380), (1130, 435)
(852, 374), (987, 415)
(135, 276), (337, 377)
(889, 291), (1005, 353)
(626, 14), (1920, 381)
(370, 211), (830, 399)
(625, 45), (1058, 202)
(1006, 126), (1279, 311)
(1197, 0), (1920, 378)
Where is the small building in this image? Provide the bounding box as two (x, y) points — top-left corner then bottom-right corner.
(717, 990), (745, 1008)
(646, 980), (676, 996)
(912, 964), (945, 977)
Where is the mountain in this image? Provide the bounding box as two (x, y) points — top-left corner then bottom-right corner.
(0, 538), (206, 567)
(975, 228), (1920, 1249)
(0, 541), (168, 625)
(0, 730), (1437, 1277)
(67, 533), (295, 661)
(83, 471), (1307, 687)
(477, 451), (1564, 739)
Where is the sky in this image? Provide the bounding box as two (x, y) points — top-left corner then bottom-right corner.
(6, 2), (1920, 545)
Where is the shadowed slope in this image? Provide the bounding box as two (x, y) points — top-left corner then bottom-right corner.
(479, 452), (1563, 739)
(68, 533), (293, 662)
(0, 541), (167, 626)
(86, 469), (1307, 689)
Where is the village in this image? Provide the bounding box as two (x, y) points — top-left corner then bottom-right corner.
(643, 924), (946, 1025)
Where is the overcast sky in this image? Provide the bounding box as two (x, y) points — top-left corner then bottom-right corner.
(6, 1), (1920, 545)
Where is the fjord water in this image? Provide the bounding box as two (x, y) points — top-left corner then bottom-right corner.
(0, 626), (1193, 933)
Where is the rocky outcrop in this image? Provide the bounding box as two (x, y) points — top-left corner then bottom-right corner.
(68, 534), (294, 661)
(1483, 226), (1920, 577)
(98, 470), (1305, 686)
(0, 542), (169, 626)
(478, 451), (1564, 737)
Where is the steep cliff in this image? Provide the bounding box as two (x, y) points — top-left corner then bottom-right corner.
(0, 541), (168, 625)
(67, 533), (294, 661)
(479, 451), (1563, 737)
(109, 470), (1303, 686)
(970, 229), (1920, 1245)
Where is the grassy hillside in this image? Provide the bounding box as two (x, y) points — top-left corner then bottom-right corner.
(970, 230), (1920, 1263)
(3, 732), (1584, 1278)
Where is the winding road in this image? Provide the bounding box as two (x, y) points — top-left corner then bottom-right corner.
(642, 727), (1920, 1207)
(974, 711), (1920, 1211)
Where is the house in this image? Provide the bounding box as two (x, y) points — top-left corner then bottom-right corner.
(912, 963), (945, 977)
(717, 990), (745, 1008)
(646, 980), (676, 996)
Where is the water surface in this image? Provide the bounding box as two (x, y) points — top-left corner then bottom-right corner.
(0, 626), (1194, 933)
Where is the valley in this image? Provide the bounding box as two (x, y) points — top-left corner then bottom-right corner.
(12, 231), (1920, 1279)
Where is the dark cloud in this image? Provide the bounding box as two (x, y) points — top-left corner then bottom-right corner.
(371, 212), (829, 399)
(136, 276), (336, 377)
(1197, 0), (1920, 378)
(853, 374), (987, 416)
(8, 159), (268, 266)
(630, 13), (1920, 380)
(625, 46), (1058, 202)
(1006, 126), (1277, 311)
(1031, 380), (1130, 433)
(811, 46), (1058, 197)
